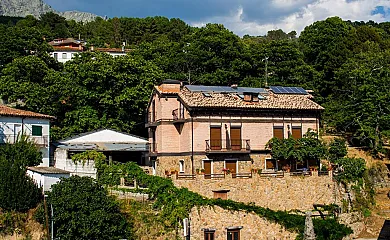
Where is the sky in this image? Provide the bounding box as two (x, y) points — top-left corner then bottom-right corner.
(45, 0), (390, 36)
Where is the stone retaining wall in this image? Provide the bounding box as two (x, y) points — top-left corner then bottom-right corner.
(189, 206), (297, 240)
(174, 171), (339, 211)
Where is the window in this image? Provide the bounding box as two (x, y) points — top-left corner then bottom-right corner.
(204, 230), (215, 240)
(292, 126), (302, 139)
(62, 53), (67, 59)
(179, 160), (184, 173)
(210, 126), (222, 150)
(227, 229), (240, 240)
(53, 53), (58, 60)
(32, 125), (42, 136)
(273, 126), (284, 139)
(265, 158), (277, 170)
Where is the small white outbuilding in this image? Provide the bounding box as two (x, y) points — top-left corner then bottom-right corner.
(53, 129), (149, 178)
(27, 167), (70, 192)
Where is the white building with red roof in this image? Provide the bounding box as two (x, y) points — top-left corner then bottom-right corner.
(0, 105), (55, 167)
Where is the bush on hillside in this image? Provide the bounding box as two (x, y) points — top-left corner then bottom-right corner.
(47, 176), (131, 240)
(0, 137), (42, 212)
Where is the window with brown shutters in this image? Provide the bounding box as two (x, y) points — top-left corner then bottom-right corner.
(292, 127), (302, 139)
(210, 127), (222, 150)
(273, 126), (284, 139)
(204, 230), (215, 240)
(230, 127), (241, 150)
(225, 160), (237, 177)
(227, 229), (240, 240)
(204, 160), (212, 179)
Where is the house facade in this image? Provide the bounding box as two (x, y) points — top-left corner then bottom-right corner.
(48, 38), (130, 63)
(0, 105), (55, 166)
(146, 80), (324, 178)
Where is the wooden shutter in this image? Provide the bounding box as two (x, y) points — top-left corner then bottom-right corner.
(230, 127), (241, 150)
(266, 159), (276, 170)
(273, 127), (284, 139)
(292, 127), (302, 139)
(204, 161), (211, 179)
(213, 192), (228, 200)
(225, 160), (237, 175)
(210, 127), (221, 150)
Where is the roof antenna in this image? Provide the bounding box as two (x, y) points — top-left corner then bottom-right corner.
(262, 56), (269, 87)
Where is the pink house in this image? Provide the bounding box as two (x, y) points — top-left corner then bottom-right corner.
(146, 80), (324, 178)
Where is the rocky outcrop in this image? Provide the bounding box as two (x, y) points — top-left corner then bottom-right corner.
(0, 0), (99, 22)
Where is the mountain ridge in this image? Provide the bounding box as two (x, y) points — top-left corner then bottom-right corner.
(0, 0), (99, 22)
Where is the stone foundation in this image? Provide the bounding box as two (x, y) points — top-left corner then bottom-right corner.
(189, 206), (297, 240)
(174, 171), (338, 211)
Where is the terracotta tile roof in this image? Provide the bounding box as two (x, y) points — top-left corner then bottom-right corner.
(178, 88), (324, 111)
(155, 86), (181, 95)
(0, 105), (55, 119)
(94, 48), (131, 53)
(52, 46), (84, 52)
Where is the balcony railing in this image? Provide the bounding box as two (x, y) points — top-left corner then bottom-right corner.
(172, 108), (185, 122)
(204, 173), (225, 179)
(232, 172), (252, 178)
(149, 143), (157, 155)
(205, 139), (250, 152)
(0, 134), (48, 146)
(145, 113), (157, 127)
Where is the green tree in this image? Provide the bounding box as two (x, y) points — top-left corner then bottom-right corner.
(0, 137), (42, 212)
(48, 176), (131, 240)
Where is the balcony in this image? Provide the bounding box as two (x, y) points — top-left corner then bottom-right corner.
(205, 139), (250, 153)
(0, 134), (49, 147)
(148, 143), (157, 156)
(172, 108), (185, 124)
(145, 113), (157, 128)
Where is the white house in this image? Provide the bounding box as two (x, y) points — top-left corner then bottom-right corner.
(0, 105), (55, 166)
(48, 38), (130, 63)
(0, 105), (70, 191)
(54, 129), (149, 178)
(27, 167), (70, 192)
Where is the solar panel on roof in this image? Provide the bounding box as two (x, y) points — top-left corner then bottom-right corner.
(186, 85), (268, 94)
(236, 87), (268, 94)
(270, 86), (307, 95)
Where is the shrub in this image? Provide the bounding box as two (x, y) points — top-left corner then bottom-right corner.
(335, 157), (366, 183)
(47, 176), (131, 240)
(0, 137), (42, 212)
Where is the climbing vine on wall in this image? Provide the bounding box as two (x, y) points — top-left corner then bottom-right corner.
(99, 161), (352, 240)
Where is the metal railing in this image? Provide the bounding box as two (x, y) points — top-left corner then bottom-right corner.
(232, 172), (252, 178)
(205, 139), (250, 152)
(259, 171), (285, 178)
(204, 173), (225, 179)
(172, 108), (185, 121)
(290, 171), (312, 177)
(149, 143), (157, 153)
(318, 171), (329, 176)
(176, 174), (196, 180)
(0, 134), (48, 146)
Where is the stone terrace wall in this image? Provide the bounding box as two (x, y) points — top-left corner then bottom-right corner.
(174, 171), (339, 211)
(189, 206), (297, 240)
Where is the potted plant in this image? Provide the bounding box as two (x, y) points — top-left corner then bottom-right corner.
(222, 168), (231, 175)
(200, 169), (205, 174)
(282, 165), (291, 172)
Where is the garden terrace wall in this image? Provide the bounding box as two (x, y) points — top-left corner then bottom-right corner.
(189, 206), (297, 240)
(174, 171), (340, 211)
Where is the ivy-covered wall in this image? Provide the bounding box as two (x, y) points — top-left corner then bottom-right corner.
(174, 171), (340, 211)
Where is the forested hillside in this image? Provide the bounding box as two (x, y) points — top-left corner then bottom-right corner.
(0, 13), (390, 155)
